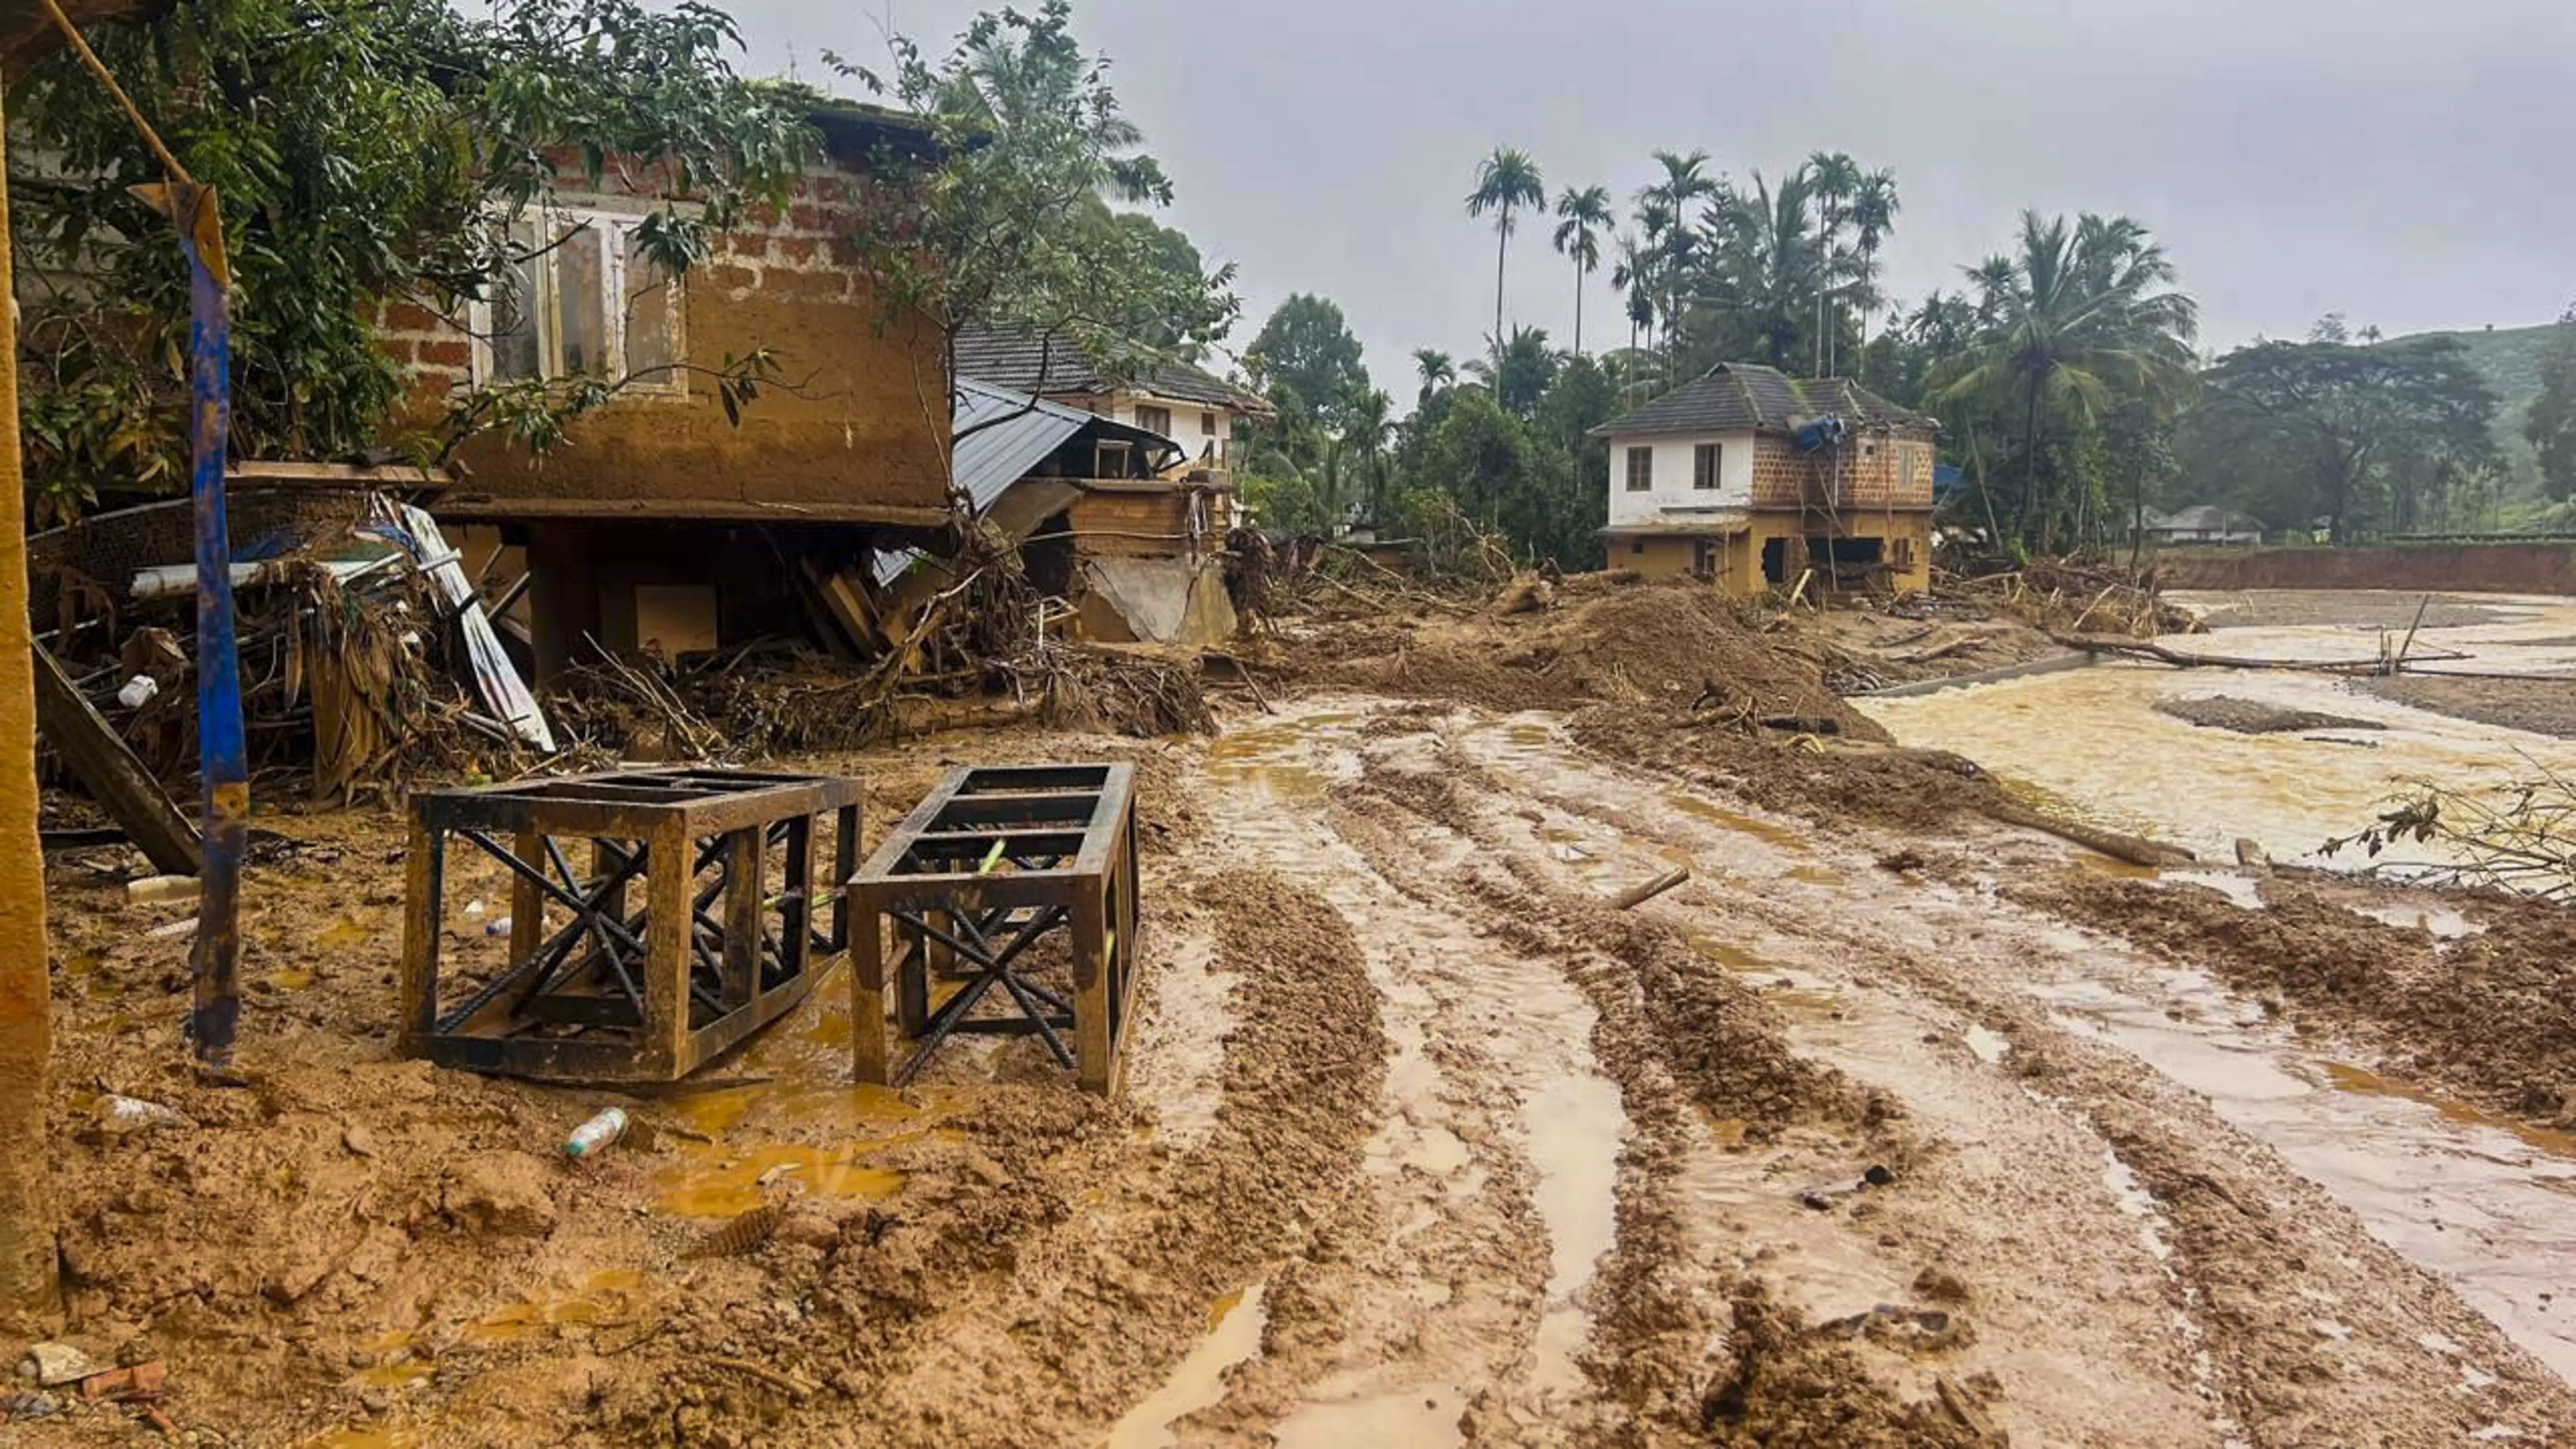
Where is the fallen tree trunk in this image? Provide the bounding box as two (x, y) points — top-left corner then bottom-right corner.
(1981, 798), (2198, 868)
(2050, 632), (2468, 674)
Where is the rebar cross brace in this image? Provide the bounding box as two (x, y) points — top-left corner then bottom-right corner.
(848, 763), (1140, 1094)
(400, 767), (860, 1082)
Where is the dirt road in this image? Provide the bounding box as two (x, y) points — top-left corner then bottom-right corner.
(19, 662), (2576, 1443)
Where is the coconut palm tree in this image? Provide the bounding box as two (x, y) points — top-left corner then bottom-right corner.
(1339, 384), (1397, 526)
(1466, 148), (1547, 345)
(1465, 326), (1557, 419)
(1552, 184), (1613, 354)
(1700, 167), (1829, 371)
(1412, 348), (1455, 407)
(1610, 231), (1651, 356)
(1934, 210), (2200, 550)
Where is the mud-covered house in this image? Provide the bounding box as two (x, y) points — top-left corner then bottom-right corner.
(1592, 363), (1937, 595)
(401, 104), (953, 679)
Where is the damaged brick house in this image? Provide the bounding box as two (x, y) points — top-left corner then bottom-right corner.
(390, 103), (955, 678)
(1592, 363), (1937, 595)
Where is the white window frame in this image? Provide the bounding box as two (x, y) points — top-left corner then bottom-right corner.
(467, 201), (689, 398)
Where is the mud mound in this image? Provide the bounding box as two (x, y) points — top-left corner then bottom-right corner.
(1700, 1284), (2001, 1447)
(1570, 707), (2000, 835)
(2154, 696), (2384, 735)
(1297, 581), (1885, 741)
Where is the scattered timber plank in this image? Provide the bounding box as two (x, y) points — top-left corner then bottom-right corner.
(31, 643), (201, 875)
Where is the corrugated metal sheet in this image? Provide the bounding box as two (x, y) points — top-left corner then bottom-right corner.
(872, 380), (1094, 587)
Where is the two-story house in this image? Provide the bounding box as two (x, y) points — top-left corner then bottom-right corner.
(1591, 363), (1938, 595)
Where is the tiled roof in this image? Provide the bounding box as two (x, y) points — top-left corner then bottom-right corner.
(953, 321), (1271, 415)
(1591, 363), (1933, 439)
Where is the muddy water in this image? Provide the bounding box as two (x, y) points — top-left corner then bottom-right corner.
(2022, 958), (2576, 1382)
(1857, 592), (2576, 865)
(1388, 692), (2576, 1395)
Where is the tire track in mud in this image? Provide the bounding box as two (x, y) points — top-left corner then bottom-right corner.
(1409, 707), (2576, 1447)
(1167, 744), (1605, 1445)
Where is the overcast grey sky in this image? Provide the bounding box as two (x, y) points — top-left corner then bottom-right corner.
(723, 0), (2576, 394)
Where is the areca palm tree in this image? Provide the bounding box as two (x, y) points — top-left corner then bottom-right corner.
(1637, 150), (1717, 365)
(1934, 210), (2200, 550)
(1847, 169), (1900, 369)
(1412, 348), (1455, 407)
(1467, 148), (1547, 344)
(1552, 184), (1613, 354)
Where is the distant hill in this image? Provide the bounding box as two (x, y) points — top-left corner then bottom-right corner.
(2386, 321), (2558, 488)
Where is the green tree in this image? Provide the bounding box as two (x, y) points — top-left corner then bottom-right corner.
(11, 0), (824, 521)
(1552, 184), (1612, 354)
(1698, 167), (1829, 371)
(1466, 326), (1557, 420)
(1249, 294), (1368, 418)
(1466, 147), (1546, 346)
(1413, 348), (1455, 407)
(1932, 210), (2199, 551)
(2199, 332), (2498, 543)
(843, 1), (1238, 451)
(2527, 304), (2576, 502)
(1635, 149), (1717, 366)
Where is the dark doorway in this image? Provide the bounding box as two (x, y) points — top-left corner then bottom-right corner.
(1761, 537), (1789, 584)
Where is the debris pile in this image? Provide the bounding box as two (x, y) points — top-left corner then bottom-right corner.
(1949, 555), (2198, 638)
(35, 493), (547, 811)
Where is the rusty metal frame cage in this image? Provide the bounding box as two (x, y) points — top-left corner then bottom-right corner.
(400, 767), (861, 1082)
(849, 763), (1140, 1094)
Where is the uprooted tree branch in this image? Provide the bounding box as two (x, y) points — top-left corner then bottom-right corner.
(2323, 760), (2576, 902)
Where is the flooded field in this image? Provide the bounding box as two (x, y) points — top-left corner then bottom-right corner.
(1860, 590), (2576, 865)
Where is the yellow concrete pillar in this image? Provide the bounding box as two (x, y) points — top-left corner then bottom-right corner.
(0, 110), (59, 1314)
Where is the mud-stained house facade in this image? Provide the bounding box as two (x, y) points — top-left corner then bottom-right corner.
(1592, 363), (1938, 595)
(402, 105), (952, 678)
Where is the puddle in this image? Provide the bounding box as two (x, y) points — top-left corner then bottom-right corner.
(1101, 1282), (1269, 1448)
(1524, 1069), (1625, 1397)
(653, 1137), (911, 1219)
(2162, 868), (2267, 911)
(1659, 791), (1807, 851)
(1964, 1024), (2013, 1065)
(2032, 969), (2576, 1381)
(1272, 1386), (1467, 1449)
(2350, 901), (2484, 939)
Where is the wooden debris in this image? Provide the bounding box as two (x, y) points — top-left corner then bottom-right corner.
(32, 642), (201, 875)
(700, 1355), (817, 1402)
(1612, 867), (1691, 910)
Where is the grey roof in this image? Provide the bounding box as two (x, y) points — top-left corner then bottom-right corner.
(1590, 363), (1934, 440)
(871, 379), (1181, 587)
(954, 321), (1274, 416)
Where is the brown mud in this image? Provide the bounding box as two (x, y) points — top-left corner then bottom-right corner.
(2361, 673), (2576, 738)
(15, 584), (2576, 1446)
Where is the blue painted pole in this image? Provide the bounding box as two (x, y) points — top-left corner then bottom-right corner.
(174, 184), (245, 1072)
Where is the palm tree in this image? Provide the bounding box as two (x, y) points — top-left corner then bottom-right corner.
(1412, 348), (1455, 407)
(1465, 326), (1557, 419)
(1637, 150), (1718, 365)
(1700, 167), (1829, 371)
(1610, 231), (1648, 355)
(1552, 184), (1613, 354)
(1847, 169), (1900, 370)
(1467, 148), (1547, 345)
(1806, 150), (1862, 251)
(1933, 210), (2199, 550)
(1340, 384), (1397, 526)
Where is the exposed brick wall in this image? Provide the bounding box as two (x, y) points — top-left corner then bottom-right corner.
(1747, 428), (1936, 512)
(389, 152), (948, 518)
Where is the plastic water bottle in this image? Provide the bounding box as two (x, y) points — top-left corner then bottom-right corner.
(563, 1107), (628, 1159)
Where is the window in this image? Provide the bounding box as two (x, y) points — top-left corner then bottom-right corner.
(1624, 447), (1653, 491)
(1136, 404), (1173, 436)
(1200, 410), (1218, 435)
(1692, 539), (1718, 579)
(473, 206), (683, 393)
(1629, 538), (1645, 557)
(1693, 442), (1721, 491)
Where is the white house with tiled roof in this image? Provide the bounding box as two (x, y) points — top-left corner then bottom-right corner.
(1590, 363), (1939, 595)
(952, 321), (1274, 472)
